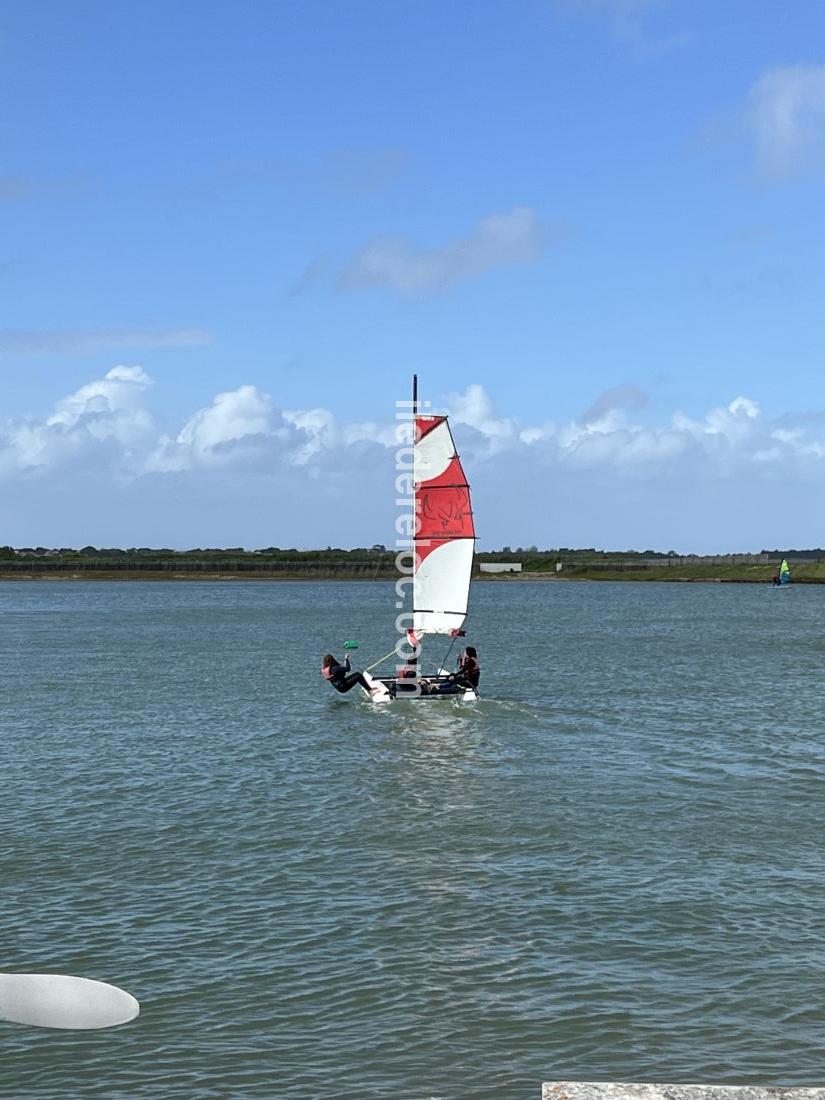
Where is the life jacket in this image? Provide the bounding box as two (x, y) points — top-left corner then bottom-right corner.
(460, 655), (480, 687)
(322, 660), (346, 682)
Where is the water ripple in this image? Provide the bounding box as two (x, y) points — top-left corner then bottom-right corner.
(3, 581), (825, 1097)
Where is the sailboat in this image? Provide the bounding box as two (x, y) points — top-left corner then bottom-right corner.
(778, 558), (791, 587)
(362, 376), (478, 702)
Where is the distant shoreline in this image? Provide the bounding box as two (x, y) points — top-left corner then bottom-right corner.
(0, 570), (817, 584)
(0, 550), (816, 584)
(2, 549), (814, 585)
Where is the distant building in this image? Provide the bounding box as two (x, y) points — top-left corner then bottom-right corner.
(479, 562), (522, 573)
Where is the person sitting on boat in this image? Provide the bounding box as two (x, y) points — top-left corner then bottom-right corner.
(321, 654), (373, 695)
(455, 646), (480, 689)
(429, 646), (480, 695)
(393, 662), (426, 697)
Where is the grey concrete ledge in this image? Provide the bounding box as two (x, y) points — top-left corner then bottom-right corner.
(543, 1085), (825, 1100)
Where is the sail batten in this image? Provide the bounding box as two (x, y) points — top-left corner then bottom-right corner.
(413, 409), (475, 636)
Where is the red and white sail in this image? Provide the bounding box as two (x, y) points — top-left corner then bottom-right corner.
(413, 414), (475, 636)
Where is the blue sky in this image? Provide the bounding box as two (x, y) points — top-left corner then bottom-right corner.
(3, 0), (825, 552)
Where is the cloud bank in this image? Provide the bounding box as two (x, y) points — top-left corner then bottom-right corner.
(3, 366), (825, 551)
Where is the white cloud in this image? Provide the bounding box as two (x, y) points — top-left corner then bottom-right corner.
(47, 366), (153, 434)
(747, 63), (825, 179)
(552, 393), (767, 472)
(337, 207), (545, 294)
(147, 389), (390, 473)
(149, 385), (289, 472)
(283, 407), (337, 460)
(177, 385), (275, 456)
(444, 383), (519, 454)
(1, 365), (154, 474)
(6, 370), (825, 551)
(5, 371), (825, 482)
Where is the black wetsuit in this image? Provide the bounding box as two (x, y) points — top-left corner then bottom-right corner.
(325, 658), (371, 694)
(431, 656), (480, 695)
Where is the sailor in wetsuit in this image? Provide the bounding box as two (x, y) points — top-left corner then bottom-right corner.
(457, 646), (480, 689)
(321, 654), (373, 695)
(430, 646), (480, 695)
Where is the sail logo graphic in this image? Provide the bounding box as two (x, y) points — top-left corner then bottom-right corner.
(418, 487), (473, 539)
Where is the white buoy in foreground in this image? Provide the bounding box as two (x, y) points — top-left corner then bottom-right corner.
(0, 974), (139, 1029)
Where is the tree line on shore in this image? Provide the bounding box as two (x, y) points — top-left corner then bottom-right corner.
(2, 545), (823, 564)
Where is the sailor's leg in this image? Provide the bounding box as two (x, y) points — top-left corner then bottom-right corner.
(338, 672), (372, 693)
(434, 682), (463, 695)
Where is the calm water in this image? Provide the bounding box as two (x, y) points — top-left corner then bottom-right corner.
(2, 579), (825, 1099)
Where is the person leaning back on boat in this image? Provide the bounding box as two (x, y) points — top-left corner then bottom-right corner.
(320, 654), (373, 695)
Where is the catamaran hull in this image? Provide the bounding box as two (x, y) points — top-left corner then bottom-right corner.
(362, 671), (477, 703)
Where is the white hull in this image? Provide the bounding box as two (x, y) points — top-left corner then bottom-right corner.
(362, 671), (477, 703)
(0, 974), (139, 1029)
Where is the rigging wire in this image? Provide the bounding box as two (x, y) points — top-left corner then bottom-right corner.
(439, 635), (459, 675)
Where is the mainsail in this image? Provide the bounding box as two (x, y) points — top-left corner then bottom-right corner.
(779, 559), (791, 585)
(412, 384), (475, 636)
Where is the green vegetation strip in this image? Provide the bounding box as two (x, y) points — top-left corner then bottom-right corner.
(1, 547), (822, 583)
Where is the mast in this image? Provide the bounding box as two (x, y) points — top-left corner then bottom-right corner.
(411, 373), (418, 575)
(411, 373), (419, 669)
